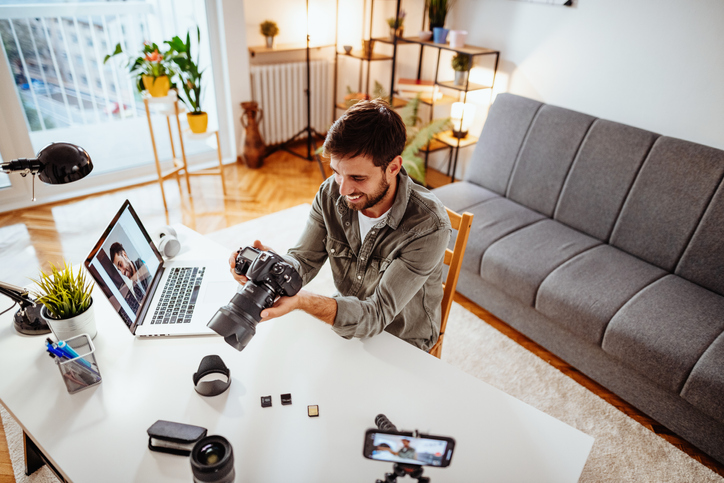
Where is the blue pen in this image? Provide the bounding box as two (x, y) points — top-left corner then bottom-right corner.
(55, 340), (93, 370)
(46, 342), (68, 359)
(46, 341), (100, 379)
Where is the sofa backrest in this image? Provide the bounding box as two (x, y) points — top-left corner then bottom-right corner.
(555, 120), (659, 241)
(464, 93), (542, 194)
(506, 105), (595, 217)
(467, 93), (724, 295)
(609, 137), (724, 276)
(676, 180), (724, 295)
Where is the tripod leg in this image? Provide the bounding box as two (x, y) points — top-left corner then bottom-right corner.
(309, 136), (327, 180)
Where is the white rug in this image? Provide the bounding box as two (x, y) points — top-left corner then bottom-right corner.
(4, 204), (722, 482)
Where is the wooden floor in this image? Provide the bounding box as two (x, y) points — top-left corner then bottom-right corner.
(0, 147), (722, 480)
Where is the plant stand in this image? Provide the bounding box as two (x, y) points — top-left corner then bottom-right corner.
(143, 91), (226, 211)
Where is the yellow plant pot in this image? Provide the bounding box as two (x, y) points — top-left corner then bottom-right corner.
(187, 112), (208, 133)
(142, 75), (170, 97)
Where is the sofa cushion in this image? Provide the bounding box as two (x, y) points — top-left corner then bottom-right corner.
(465, 93), (542, 195)
(602, 275), (724, 393)
(554, 119), (658, 241)
(458, 197), (545, 274)
(537, 245), (666, 345)
(610, 137), (724, 272)
(507, 105), (596, 217)
(681, 332), (724, 424)
(431, 181), (499, 213)
(676, 179), (724, 296)
(481, 219), (601, 306)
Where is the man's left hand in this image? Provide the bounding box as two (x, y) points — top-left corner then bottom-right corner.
(260, 294), (300, 321)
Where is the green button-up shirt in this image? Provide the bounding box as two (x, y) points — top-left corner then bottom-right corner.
(283, 168), (451, 351)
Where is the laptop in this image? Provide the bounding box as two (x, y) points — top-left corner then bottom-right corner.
(84, 200), (237, 337)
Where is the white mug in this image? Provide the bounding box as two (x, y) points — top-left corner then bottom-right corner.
(449, 30), (468, 49)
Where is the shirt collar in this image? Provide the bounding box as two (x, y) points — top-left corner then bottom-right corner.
(333, 166), (412, 230)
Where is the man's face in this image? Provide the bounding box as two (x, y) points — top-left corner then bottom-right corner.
(330, 154), (397, 215)
(402, 439), (411, 448)
(112, 250), (135, 278)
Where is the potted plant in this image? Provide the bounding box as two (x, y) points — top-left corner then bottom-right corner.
(31, 261), (96, 341)
(398, 94), (451, 184)
(166, 28), (207, 133)
(260, 20), (279, 49)
(428, 0), (455, 43)
(451, 53), (472, 86)
(387, 9), (406, 39)
(104, 41), (175, 97)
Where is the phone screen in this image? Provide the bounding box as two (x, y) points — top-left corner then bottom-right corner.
(363, 430), (455, 467)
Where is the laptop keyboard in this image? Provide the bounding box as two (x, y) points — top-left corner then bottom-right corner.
(151, 267), (205, 324)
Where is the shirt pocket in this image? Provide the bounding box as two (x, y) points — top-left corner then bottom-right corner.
(325, 237), (353, 289)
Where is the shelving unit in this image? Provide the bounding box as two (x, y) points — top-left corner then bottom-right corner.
(332, 1), (500, 185)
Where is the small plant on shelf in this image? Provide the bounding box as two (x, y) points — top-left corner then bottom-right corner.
(451, 53), (471, 71)
(387, 9), (406, 37)
(104, 41), (176, 97)
(260, 20), (279, 48)
(451, 53), (472, 85)
(166, 27), (208, 133)
(427, 0), (455, 29)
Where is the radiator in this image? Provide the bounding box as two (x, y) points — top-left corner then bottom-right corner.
(250, 60), (333, 145)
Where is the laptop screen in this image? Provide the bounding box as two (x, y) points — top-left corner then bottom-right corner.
(84, 200), (163, 332)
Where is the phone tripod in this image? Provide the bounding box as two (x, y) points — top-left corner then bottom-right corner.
(376, 463), (429, 483)
(373, 414), (430, 482)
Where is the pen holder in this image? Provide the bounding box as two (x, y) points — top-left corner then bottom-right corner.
(54, 333), (102, 394)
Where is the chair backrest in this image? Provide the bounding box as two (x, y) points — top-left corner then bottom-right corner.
(429, 207), (474, 359)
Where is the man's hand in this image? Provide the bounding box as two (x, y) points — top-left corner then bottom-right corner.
(228, 240), (273, 284)
(259, 289), (338, 326)
(260, 294), (300, 320)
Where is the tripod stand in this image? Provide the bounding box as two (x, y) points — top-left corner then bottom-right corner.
(376, 463), (430, 483)
(264, 0), (331, 180)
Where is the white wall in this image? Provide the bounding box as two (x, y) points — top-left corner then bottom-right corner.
(451, 0), (724, 150)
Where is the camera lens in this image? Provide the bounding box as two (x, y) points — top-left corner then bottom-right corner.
(191, 435), (235, 483)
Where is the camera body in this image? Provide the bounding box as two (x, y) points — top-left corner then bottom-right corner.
(234, 246), (302, 298)
(207, 246), (303, 351)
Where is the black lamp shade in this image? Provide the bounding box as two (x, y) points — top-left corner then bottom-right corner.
(36, 142), (93, 184)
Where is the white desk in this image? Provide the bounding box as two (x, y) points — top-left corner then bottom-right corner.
(0, 226), (593, 482)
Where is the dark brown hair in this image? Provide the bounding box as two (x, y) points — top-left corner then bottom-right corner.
(323, 99), (406, 170)
(109, 242), (125, 262)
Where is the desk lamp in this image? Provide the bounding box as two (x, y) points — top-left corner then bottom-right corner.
(0, 142), (93, 335)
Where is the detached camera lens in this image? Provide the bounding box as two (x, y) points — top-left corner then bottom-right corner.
(191, 435), (235, 483)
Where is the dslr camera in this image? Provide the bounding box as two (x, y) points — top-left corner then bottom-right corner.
(207, 246), (303, 351)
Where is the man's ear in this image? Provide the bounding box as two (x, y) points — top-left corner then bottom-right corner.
(387, 155), (403, 178)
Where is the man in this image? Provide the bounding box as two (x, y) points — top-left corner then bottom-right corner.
(376, 439), (417, 461)
(229, 99), (451, 351)
(110, 242), (152, 303)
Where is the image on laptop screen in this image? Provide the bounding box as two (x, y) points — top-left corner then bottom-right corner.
(85, 201), (162, 329)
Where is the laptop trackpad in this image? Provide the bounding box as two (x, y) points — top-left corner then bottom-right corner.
(204, 281), (237, 306)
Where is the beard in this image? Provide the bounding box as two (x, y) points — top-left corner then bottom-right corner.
(345, 176), (390, 212)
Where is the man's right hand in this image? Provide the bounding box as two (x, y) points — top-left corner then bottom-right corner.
(228, 239), (273, 285)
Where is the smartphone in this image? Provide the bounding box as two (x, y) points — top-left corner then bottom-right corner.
(362, 429), (455, 467)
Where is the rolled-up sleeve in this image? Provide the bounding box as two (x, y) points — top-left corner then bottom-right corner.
(282, 193), (329, 286)
(332, 226), (450, 340)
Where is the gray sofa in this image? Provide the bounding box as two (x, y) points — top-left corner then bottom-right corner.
(432, 93), (724, 464)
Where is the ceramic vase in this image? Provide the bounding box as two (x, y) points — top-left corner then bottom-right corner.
(454, 70), (469, 86)
(42, 298), (97, 342)
(142, 75), (170, 97)
(362, 39), (376, 57)
(433, 27), (449, 44)
(265, 36), (274, 48)
(187, 112), (208, 133)
(240, 101), (265, 169)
